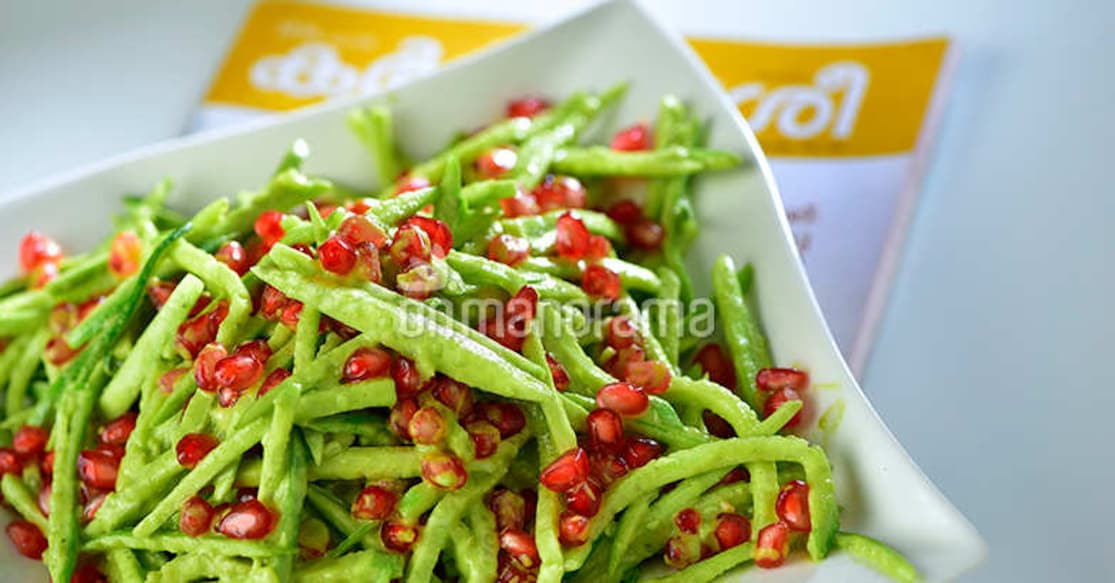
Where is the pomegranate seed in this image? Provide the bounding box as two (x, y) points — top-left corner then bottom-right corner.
(694, 344), (737, 390)
(38, 482), (51, 517)
(343, 347), (392, 384)
(77, 449), (119, 490)
(719, 467), (751, 486)
(280, 301), (303, 329)
(539, 448), (590, 492)
(28, 260), (57, 288)
(193, 343), (227, 392)
(396, 262), (442, 300)
(596, 382), (648, 417)
(215, 354), (264, 392)
(489, 489), (527, 531)
(606, 199), (643, 225)
(756, 368), (810, 393)
(76, 296), (104, 321)
(44, 336), (82, 366)
(337, 215), (387, 248)
(177, 302), (228, 359)
(546, 354), (570, 392)
(388, 398), (419, 439)
(466, 420), (502, 459)
(215, 241), (250, 276)
(48, 302), (78, 334)
(714, 513), (751, 551)
(588, 451), (628, 486)
(147, 281), (177, 310)
(481, 402), (527, 438)
(586, 409), (624, 454)
(421, 452), (468, 490)
(259, 285), (288, 320)
(564, 480), (602, 517)
(586, 235), (612, 261)
(12, 426), (49, 458)
(702, 410), (736, 438)
(479, 315), (521, 352)
(487, 234), (531, 266)
(605, 345), (645, 379)
(582, 265), (622, 301)
(94, 443), (125, 461)
(499, 528), (540, 569)
(260, 368), (291, 397)
(176, 433), (219, 469)
(611, 123), (652, 152)
(354, 242), (382, 283)
(430, 377), (474, 417)
(390, 356), (424, 398)
(763, 387), (804, 428)
(555, 212), (591, 260)
(39, 452), (53, 477)
(675, 508), (701, 535)
(664, 535), (698, 569)
(625, 360), (671, 395)
(71, 562), (108, 583)
(389, 224), (432, 269)
(351, 485), (398, 521)
(254, 210), (286, 244)
(393, 175), (431, 196)
(237, 488), (259, 503)
(621, 437), (662, 469)
(625, 218), (665, 251)
(18, 231), (62, 273)
(98, 413), (137, 447)
(499, 188), (540, 218)
(476, 147), (518, 179)
(235, 339), (272, 364)
(0, 448), (23, 476)
(318, 236), (357, 275)
(755, 522), (790, 568)
(381, 519), (419, 553)
(179, 495), (216, 537)
(408, 407), (448, 445)
(5, 520), (47, 559)
(158, 367), (188, 394)
(558, 511), (590, 547)
(776, 480), (811, 532)
(402, 217), (454, 259)
(507, 96), (550, 119)
(532, 175), (586, 212)
(605, 316), (640, 349)
(217, 499), (276, 539)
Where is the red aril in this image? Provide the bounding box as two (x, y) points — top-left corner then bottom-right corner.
(488, 489), (526, 531)
(253, 210), (286, 244)
(108, 231), (143, 278)
(146, 281), (177, 310)
(38, 482), (51, 517)
(605, 316), (640, 349)
(582, 265), (622, 301)
(499, 528), (540, 569)
(481, 402), (527, 438)
(12, 425), (49, 458)
(158, 367), (188, 395)
(763, 387), (804, 428)
(596, 382), (649, 417)
(421, 452), (468, 490)
(624, 360), (671, 394)
(674, 508), (701, 535)
(28, 261), (58, 289)
(194, 342), (228, 393)
(388, 224), (432, 269)
(343, 347), (392, 383)
(70, 562), (108, 583)
(180, 495), (216, 537)
(259, 368), (291, 397)
(354, 242), (382, 283)
(625, 218), (665, 251)
(539, 448), (590, 492)
(217, 499), (276, 539)
(499, 188), (541, 218)
(214, 354), (264, 393)
(466, 420), (501, 459)
(487, 234), (531, 266)
(77, 449), (119, 490)
(351, 485), (398, 521)
(337, 215), (387, 248)
(586, 235), (612, 260)
(408, 407), (448, 445)
(0, 448), (23, 476)
(44, 336), (82, 366)
(318, 235), (357, 275)
(776, 480), (811, 532)
(756, 368), (810, 393)
(555, 212), (590, 260)
(279, 301), (303, 329)
(402, 216), (454, 259)
(177, 302), (228, 359)
(381, 519), (419, 553)
(176, 433), (219, 469)
(754, 522), (790, 568)
(694, 344), (736, 390)
(98, 413), (137, 447)
(5, 520), (47, 559)
(702, 410), (736, 439)
(18, 231), (62, 273)
(388, 398), (419, 440)
(564, 480), (602, 517)
(258, 285), (288, 320)
(532, 175), (586, 211)
(586, 409), (624, 454)
(215, 241), (250, 276)
(394, 175), (431, 196)
(605, 344), (645, 379)
(663, 534), (698, 569)
(559, 512), (590, 546)
(507, 96), (550, 119)
(621, 437), (662, 469)
(714, 513), (752, 551)
(476, 147), (518, 179)
(234, 339), (272, 364)
(430, 377), (474, 417)
(546, 354), (570, 392)
(611, 123), (652, 152)
(718, 467), (750, 486)
(588, 451), (628, 486)
(48, 302), (78, 335)
(390, 356), (424, 399)
(395, 262), (442, 300)
(605, 199), (642, 225)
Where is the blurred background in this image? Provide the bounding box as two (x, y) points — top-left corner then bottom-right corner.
(1, 1), (1112, 581)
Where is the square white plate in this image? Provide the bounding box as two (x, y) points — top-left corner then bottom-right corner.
(0, 0), (984, 580)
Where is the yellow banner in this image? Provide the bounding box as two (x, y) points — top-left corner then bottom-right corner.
(205, 1), (948, 157)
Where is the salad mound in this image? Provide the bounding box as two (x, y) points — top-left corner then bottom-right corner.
(0, 86), (918, 583)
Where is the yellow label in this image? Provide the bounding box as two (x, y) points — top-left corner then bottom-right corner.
(206, 1), (949, 157)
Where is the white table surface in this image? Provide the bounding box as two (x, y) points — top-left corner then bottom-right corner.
(1, 1), (1112, 581)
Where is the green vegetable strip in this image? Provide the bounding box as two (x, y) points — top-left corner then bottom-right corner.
(653, 268), (682, 366)
(649, 543), (755, 583)
(550, 146), (740, 177)
(435, 154), (462, 227)
(447, 522), (485, 583)
(293, 378), (396, 421)
(446, 251), (588, 303)
(0, 308), (43, 335)
(104, 548), (145, 583)
(712, 254), (771, 408)
(305, 485), (383, 552)
(695, 481), (752, 517)
(98, 274), (203, 419)
(272, 431), (310, 581)
(1, 474), (49, 531)
(170, 239), (251, 347)
(501, 209), (624, 246)
(535, 488), (565, 583)
(5, 329), (47, 416)
(606, 496), (651, 577)
(83, 532), (280, 558)
(349, 106), (403, 184)
(293, 306), (322, 373)
(293, 549), (404, 583)
(86, 451), (183, 536)
(519, 256), (661, 294)
(274, 139), (310, 175)
(300, 412), (396, 444)
(258, 389), (296, 506)
(0, 334), (31, 402)
(398, 482), (445, 523)
(189, 168), (331, 246)
(46, 386), (98, 581)
(834, 532), (922, 583)
(307, 447), (422, 481)
(747, 462), (779, 536)
(667, 376), (760, 436)
(467, 504), (500, 582)
(325, 521), (376, 559)
(148, 553), (252, 582)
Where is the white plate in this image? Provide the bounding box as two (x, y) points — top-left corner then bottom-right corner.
(0, 0), (984, 580)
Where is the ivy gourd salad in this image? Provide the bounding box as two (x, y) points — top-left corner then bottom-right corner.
(0, 85), (919, 583)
